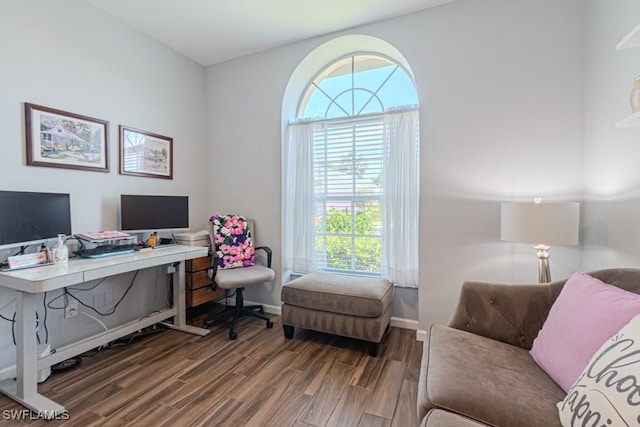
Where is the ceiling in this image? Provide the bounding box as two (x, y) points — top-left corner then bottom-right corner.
(87, 0), (457, 67)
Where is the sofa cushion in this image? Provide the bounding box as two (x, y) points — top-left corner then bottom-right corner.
(530, 271), (640, 392)
(557, 314), (640, 426)
(281, 272), (392, 318)
(418, 325), (564, 427)
(421, 409), (489, 427)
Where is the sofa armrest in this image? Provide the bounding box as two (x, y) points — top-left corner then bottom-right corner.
(447, 280), (561, 350)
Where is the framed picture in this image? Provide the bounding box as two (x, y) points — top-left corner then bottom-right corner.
(25, 103), (109, 172)
(119, 125), (173, 179)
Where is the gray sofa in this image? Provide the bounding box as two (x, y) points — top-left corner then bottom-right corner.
(417, 268), (640, 427)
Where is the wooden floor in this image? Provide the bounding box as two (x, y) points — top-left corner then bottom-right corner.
(0, 314), (422, 427)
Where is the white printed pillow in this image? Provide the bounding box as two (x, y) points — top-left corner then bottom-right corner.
(557, 313), (640, 426)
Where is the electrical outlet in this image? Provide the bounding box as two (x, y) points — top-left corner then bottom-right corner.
(65, 299), (78, 318)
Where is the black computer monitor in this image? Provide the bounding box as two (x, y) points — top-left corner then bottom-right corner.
(120, 194), (189, 232)
(0, 190), (72, 250)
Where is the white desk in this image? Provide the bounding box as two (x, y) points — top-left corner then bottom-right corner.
(0, 245), (209, 417)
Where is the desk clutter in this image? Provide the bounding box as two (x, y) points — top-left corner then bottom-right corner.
(75, 243), (136, 258)
(3, 229), (212, 268)
(75, 230), (132, 242)
(75, 230), (136, 258)
(173, 230), (210, 246)
(6, 251), (49, 269)
(72, 229), (210, 258)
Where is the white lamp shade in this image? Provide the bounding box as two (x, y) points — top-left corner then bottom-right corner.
(500, 202), (580, 246)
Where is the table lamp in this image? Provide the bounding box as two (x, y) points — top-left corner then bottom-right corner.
(500, 200), (580, 283)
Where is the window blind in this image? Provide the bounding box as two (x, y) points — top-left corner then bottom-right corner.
(313, 115), (384, 274)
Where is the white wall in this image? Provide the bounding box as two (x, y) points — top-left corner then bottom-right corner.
(583, 0), (640, 270)
(205, 0), (586, 331)
(0, 0), (206, 369)
(3, 0), (625, 374)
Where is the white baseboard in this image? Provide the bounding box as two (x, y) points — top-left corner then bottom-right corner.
(0, 364), (14, 383)
(391, 317), (427, 341)
(390, 316), (418, 330)
(227, 299), (282, 316)
(0, 344), (52, 383)
(390, 317), (427, 342)
(246, 300), (281, 316)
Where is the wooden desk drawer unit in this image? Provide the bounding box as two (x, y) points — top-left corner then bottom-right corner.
(185, 255), (225, 307)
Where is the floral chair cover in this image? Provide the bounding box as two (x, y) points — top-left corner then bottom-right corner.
(209, 214), (256, 269)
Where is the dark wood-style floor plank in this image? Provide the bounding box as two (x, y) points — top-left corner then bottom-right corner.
(241, 368), (308, 427)
(122, 402), (177, 427)
(358, 413), (392, 427)
(325, 385), (372, 427)
(391, 379), (420, 427)
(0, 315), (422, 426)
(383, 327), (416, 363)
(300, 362), (355, 426)
(364, 359), (406, 419)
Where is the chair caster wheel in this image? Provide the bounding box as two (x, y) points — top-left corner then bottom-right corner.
(229, 331), (238, 340)
(266, 320), (274, 329)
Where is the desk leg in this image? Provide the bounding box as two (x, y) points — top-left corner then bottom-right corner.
(0, 291), (65, 418)
(162, 261), (209, 336)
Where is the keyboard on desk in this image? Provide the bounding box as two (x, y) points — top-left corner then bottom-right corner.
(75, 244), (136, 258)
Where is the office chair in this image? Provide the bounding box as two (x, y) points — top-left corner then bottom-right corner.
(203, 215), (275, 339)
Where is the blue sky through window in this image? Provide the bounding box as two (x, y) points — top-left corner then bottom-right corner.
(301, 57), (418, 119)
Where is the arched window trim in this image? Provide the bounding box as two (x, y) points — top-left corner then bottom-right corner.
(296, 51), (418, 120)
(282, 35), (420, 287)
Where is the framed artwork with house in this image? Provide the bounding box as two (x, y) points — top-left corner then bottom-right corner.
(24, 103), (109, 172)
(119, 125), (173, 179)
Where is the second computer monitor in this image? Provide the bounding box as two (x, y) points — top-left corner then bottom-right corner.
(120, 194), (189, 232)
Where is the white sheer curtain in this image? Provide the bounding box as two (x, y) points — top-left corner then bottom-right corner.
(285, 110), (419, 286)
(381, 109), (420, 288)
(283, 121), (318, 274)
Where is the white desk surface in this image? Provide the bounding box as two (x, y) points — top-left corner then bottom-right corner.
(0, 245), (208, 293)
(0, 243), (210, 417)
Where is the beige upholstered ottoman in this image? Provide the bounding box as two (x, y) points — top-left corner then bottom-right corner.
(281, 272), (393, 356)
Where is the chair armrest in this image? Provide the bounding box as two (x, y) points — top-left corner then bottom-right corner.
(447, 280), (560, 350)
(255, 245), (272, 268)
(207, 249), (219, 282)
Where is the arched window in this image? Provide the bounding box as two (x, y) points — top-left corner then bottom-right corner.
(284, 48), (420, 287)
(299, 54), (418, 119)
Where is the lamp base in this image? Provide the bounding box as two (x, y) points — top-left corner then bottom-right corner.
(535, 244), (551, 283)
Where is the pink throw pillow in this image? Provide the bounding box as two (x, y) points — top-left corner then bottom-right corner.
(530, 271), (640, 392)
